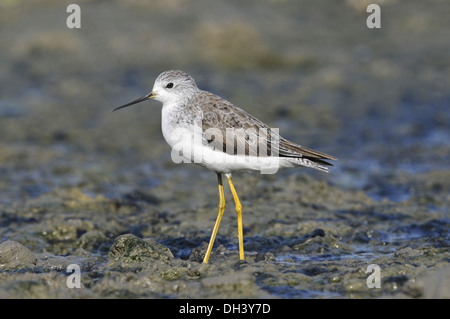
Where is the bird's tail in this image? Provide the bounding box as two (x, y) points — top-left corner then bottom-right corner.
(293, 157), (331, 173)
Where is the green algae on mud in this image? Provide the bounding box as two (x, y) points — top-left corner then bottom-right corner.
(1, 169), (449, 298)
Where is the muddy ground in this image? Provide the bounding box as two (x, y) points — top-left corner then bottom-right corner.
(0, 0), (449, 299)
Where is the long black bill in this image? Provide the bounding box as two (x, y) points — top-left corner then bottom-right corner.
(112, 92), (154, 112)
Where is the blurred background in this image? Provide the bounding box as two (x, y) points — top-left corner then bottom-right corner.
(1, 0), (449, 203)
(0, 0), (449, 298)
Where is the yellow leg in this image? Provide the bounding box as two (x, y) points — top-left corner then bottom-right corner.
(226, 174), (244, 261)
(203, 174), (226, 264)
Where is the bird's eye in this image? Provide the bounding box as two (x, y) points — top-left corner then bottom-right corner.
(166, 82), (174, 89)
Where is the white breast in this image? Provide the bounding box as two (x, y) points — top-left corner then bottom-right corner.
(161, 103), (181, 148)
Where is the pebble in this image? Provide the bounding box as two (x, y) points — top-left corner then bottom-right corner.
(0, 240), (37, 269)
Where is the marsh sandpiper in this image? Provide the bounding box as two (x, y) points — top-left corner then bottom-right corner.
(113, 70), (336, 263)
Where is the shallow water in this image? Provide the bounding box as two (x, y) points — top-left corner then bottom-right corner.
(1, 0), (450, 299)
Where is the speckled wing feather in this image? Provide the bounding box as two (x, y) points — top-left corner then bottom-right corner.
(194, 90), (336, 165)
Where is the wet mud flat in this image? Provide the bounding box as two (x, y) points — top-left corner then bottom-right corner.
(1, 0), (450, 298)
(1, 168), (449, 299)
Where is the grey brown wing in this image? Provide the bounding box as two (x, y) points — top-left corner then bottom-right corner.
(199, 93), (276, 157)
(198, 92), (336, 164)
